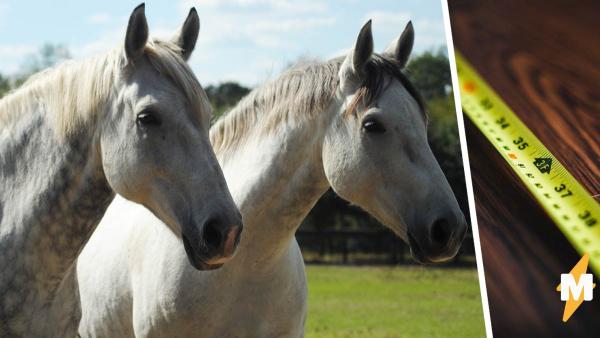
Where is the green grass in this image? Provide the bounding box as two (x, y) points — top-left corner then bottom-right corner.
(305, 265), (486, 338)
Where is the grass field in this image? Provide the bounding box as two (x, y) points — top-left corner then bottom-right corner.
(305, 265), (486, 338)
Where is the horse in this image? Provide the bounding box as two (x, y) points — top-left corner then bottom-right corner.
(77, 21), (467, 337)
(0, 5), (242, 337)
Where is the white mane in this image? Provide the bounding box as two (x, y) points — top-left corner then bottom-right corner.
(210, 58), (342, 154)
(0, 39), (208, 138)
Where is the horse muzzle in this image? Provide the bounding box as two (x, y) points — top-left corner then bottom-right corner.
(181, 216), (243, 271)
(407, 214), (467, 264)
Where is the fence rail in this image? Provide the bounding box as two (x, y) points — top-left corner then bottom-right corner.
(295, 229), (475, 265)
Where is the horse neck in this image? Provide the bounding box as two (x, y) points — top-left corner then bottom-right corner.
(0, 89), (113, 308)
(215, 98), (340, 270)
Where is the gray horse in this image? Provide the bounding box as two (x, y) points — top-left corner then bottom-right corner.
(0, 4), (242, 337)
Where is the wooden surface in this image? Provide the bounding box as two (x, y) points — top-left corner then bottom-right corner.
(448, 0), (600, 336)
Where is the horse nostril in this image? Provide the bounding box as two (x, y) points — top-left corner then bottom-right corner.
(202, 219), (223, 251)
(222, 226), (242, 258)
(430, 218), (452, 246)
(234, 226), (242, 246)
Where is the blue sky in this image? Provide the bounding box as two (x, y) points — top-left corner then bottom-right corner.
(0, 0), (448, 87)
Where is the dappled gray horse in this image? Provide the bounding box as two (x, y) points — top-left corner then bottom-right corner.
(0, 4), (241, 337)
(77, 21), (466, 337)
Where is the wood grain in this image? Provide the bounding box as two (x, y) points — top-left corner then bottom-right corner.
(448, 0), (600, 336)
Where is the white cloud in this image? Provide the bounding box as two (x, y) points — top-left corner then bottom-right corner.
(0, 44), (37, 59)
(241, 17), (336, 48)
(0, 44), (37, 74)
(175, 0), (341, 84)
(412, 19), (446, 48)
(363, 11), (446, 50)
(74, 27), (123, 57)
(363, 10), (411, 28)
(65, 3), (311, 85)
(87, 12), (111, 25)
(268, 0), (327, 14)
(180, 0), (327, 14)
(180, 1), (337, 51)
(250, 17), (335, 33)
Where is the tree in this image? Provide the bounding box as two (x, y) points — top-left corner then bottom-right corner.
(14, 43), (71, 87)
(23, 43), (71, 74)
(1, 44), (71, 100)
(0, 73), (10, 98)
(205, 82), (251, 119)
(405, 49), (451, 100)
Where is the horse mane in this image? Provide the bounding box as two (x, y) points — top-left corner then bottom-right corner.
(210, 54), (427, 154)
(210, 58), (340, 154)
(0, 39), (207, 138)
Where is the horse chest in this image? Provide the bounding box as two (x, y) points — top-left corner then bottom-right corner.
(143, 243), (307, 338)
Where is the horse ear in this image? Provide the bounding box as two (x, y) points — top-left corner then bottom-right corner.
(172, 8), (200, 61)
(339, 20), (373, 90)
(351, 20), (374, 75)
(383, 21), (414, 68)
(125, 3), (149, 61)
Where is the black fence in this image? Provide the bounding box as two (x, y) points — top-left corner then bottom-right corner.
(296, 229), (476, 266)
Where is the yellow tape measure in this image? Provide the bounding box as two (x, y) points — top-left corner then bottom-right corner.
(455, 51), (600, 274)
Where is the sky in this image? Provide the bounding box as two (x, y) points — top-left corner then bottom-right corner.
(0, 0), (449, 87)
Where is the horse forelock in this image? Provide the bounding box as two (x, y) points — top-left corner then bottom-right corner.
(143, 39), (210, 127)
(345, 54), (428, 125)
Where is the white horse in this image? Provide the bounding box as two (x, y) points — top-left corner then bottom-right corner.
(77, 21), (467, 337)
(0, 5), (242, 337)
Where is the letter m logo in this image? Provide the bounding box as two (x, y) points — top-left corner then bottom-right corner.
(560, 274), (594, 301)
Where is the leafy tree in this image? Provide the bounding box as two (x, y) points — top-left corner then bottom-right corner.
(23, 43), (71, 74)
(14, 43), (71, 87)
(405, 48), (451, 101)
(205, 82), (251, 119)
(0, 73), (10, 98)
(1, 43), (72, 101)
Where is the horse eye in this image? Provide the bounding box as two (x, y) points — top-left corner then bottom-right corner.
(137, 110), (161, 126)
(362, 119), (386, 133)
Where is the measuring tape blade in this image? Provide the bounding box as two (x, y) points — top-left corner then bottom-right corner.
(455, 51), (600, 274)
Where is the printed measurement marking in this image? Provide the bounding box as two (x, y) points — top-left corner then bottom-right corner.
(456, 51), (600, 274)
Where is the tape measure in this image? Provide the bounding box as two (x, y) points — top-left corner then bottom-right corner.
(455, 51), (600, 274)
